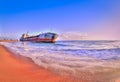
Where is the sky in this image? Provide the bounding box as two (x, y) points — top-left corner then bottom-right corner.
(0, 0), (120, 40)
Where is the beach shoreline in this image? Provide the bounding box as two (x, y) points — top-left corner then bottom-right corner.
(0, 41), (120, 82)
(0, 42), (81, 82)
(0, 40), (18, 42)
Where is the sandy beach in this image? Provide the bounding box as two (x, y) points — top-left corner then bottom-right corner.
(0, 40), (18, 42)
(0, 42), (80, 82)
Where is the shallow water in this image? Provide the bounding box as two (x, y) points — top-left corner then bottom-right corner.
(1, 40), (120, 80)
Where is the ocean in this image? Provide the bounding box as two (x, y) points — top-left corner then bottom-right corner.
(1, 40), (120, 78)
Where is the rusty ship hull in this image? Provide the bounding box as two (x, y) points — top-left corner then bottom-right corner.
(20, 32), (58, 43)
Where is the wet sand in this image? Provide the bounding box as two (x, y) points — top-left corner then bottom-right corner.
(0, 43), (81, 82)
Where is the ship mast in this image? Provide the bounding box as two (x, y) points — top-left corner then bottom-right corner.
(50, 28), (52, 32)
(27, 31), (29, 34)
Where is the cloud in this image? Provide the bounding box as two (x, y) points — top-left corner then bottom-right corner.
(59, 32), (88, 40)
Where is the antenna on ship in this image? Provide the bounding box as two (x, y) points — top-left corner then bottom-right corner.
(27, 31), (29, 34)
(50, 28), (52, 32)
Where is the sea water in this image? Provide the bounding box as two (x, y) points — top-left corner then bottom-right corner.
(1, 40), (120, 77)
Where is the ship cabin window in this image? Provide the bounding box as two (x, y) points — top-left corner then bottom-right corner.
(45, 33), (54, 39)
(39, 33), (55, 39)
